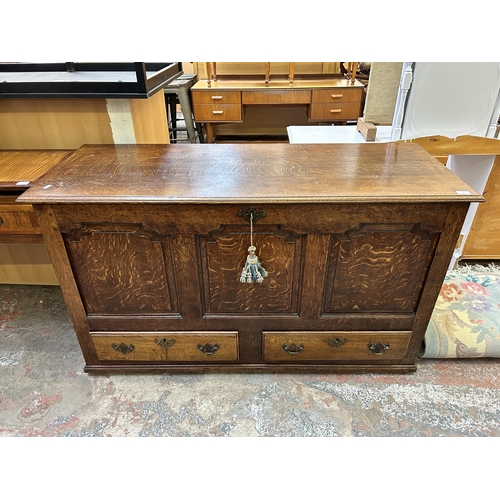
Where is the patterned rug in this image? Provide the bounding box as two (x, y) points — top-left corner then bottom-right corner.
(420, 264), (500, 358)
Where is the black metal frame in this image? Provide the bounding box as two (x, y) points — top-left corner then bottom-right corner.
(0, 62), (183, 99)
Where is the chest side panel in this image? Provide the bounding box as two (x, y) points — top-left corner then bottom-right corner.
(63, 222), (179, 316)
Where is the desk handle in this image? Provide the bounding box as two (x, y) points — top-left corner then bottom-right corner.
(329, 109), (342, 114)
(331, 94), (344, 99)
(212, 110), (224, 115)
(211, 96), (223, 100)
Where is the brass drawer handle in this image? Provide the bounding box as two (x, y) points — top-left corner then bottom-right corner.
(198, 342), (219, 355)
(367, 342), (390, 355)
(325, 337), (348, 349)
(329, 109), (342, 113)
(112, 342), (135, 355)
(211, 95), (223, 100)
(330, 94), (344, 98)
(282, 343), (304, 355)
(155, 337), (176, 350)
(212, 110), (224, 115)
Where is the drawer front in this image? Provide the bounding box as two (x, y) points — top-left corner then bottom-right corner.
(263, 331), (412, 362)
(193, 104), (242, 122)
(309, 101), (362, 121)
(242, 90), (311, 105)
(191, 91), (241, 105)
(311, 88), (363, 103)
(91, 331), (239, 362)
(0, 203), (39, 234)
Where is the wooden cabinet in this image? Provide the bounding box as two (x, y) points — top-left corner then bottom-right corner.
(191, 79), (365, 142)
(19, 143), (482, 373)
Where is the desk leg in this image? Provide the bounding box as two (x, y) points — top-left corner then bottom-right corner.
(206, 123), (214, 143)
(177, 88), (197, 143)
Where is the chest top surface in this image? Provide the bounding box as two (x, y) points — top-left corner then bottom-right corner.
(18, 143), (483, 204)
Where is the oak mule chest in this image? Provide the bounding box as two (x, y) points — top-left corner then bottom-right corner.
(19, 143), (482, 373)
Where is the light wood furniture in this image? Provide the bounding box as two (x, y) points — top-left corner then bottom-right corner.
(0, 90), (170, 150)
(20, 143), (481, 373)
(192, 78), (365, 142)
(400, 135), (500, 261)
(0, 150), (73, 284)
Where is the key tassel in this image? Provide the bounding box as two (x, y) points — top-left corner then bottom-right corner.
(239, 211), (267, 283)
(240, 245), (268, 283)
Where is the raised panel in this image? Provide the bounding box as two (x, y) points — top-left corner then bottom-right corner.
(198, 225), (304, 314)
(63, 223), (178, 315)
(323, 223), (439, 314)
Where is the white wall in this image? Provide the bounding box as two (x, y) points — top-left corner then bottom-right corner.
(401, 62), (500, 139)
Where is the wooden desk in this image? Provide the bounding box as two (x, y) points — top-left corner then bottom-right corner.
(20, 143), (481, 373)
(0, 150), (73, 284)
(192, 78), (365, 143)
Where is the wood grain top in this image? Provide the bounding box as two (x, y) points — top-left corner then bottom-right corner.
(18, 143), (484, 204)
(0, 150), (73, 189)
(192, 78), (365, 91)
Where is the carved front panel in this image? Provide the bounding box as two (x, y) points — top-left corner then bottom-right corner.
(324, 223), (439, 314)
(198, 225), (304, 314)
(64, 223), (178, 315)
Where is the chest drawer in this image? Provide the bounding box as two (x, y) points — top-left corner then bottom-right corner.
(311, 88), (363, 103)
(263, 331), (412, 362)
(193, 103), (242, 122)
(309, 101), (362, 121)
(192, 91), (241, 104)
(91, 331), (239, 362)
(0, 201), (39, 234)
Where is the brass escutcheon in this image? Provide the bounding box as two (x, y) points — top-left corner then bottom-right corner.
(237, 206), (267, 223)
(155, 337), (176, 350)
(325, 337), (348, 349)
(112, 342), (135, 355)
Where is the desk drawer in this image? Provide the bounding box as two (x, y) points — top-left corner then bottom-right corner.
(192, 91), (241, 104)
(193, 104), (242, 122)
(242, 90), (310, 105)
(0, 203), (39, 234)
(309, 101), (362, 121)
(263, 331), (412, 362)
(91, 331), (239, 362)
(311, 88), (363, 103)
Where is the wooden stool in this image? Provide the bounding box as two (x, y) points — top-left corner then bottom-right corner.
(164, 74), (202, 143)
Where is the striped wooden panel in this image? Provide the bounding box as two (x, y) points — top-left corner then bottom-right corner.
(0, 150), (72, 185)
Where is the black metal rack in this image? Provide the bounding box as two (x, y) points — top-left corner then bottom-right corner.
(0, 62), (183, 99)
